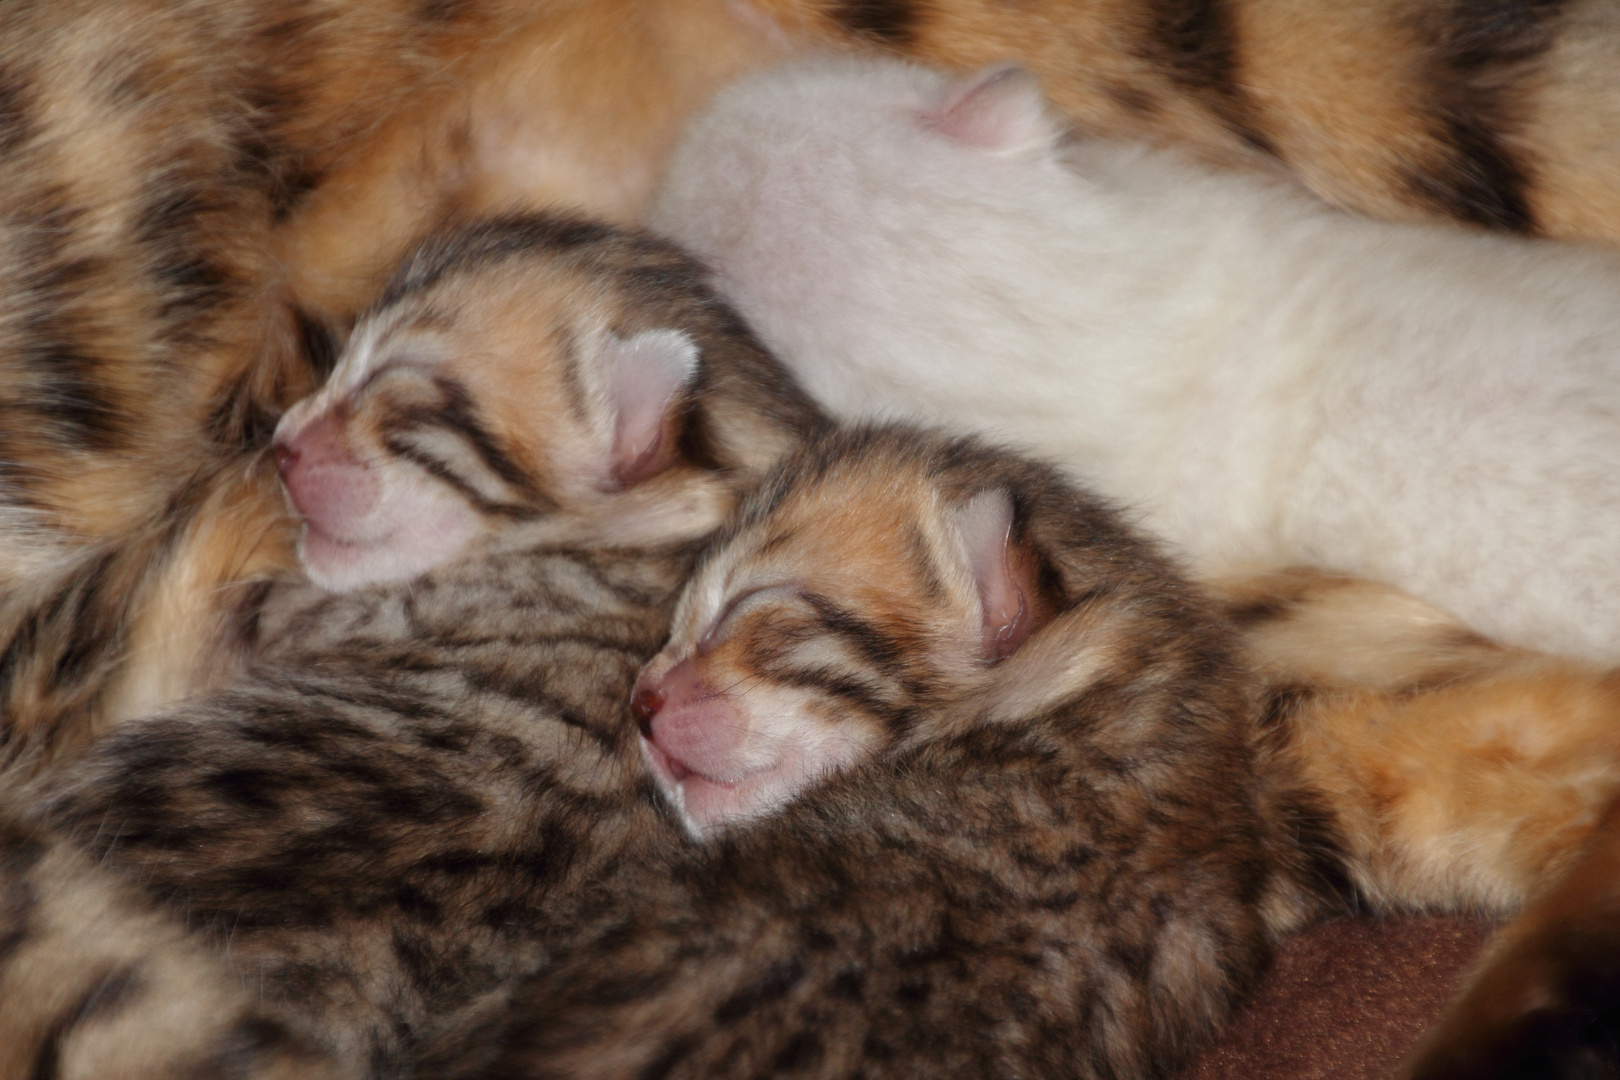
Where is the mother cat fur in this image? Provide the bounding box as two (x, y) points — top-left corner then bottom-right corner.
(650, 57), (1620, 663)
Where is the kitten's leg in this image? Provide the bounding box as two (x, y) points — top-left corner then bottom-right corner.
(1220, 570), (1620, 915)
(1399, 793), (1620, 1080)
(0, 816), (352, 1080)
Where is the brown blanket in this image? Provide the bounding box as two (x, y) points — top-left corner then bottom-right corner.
(1179, 917), (1499, 1080)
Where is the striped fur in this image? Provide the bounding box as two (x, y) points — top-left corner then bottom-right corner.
(10, 0), (1620, 765)
(744, 0), (1620, 243)
(14, 427), (1620, 1075)
(1, 211), (821, 761)
(0, 211), (822, 1077)
(1210, 570), (1620, 1077)
(416, 426), (1337, 1080)
(17, 534), (705, 1076)
(278, 0), (1620, 327)
(0, 814), (351, 1080)
(650, 56), (1620, 663)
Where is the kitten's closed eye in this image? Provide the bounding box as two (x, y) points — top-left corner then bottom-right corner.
(269, 219), (718, 593)
(633, 435), (1059, 839)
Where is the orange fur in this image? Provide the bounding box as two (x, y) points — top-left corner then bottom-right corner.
(1215, 570), (1620, 916)
(276, 0), (795, 323)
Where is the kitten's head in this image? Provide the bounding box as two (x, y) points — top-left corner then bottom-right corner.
(633, 425), (1204, 838)
(273, 215), (823, 591)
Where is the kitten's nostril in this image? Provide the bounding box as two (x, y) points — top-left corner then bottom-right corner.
(274, 442), (300, 477)
(632, 683), (666, 737)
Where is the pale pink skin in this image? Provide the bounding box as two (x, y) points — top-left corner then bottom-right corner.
(273, 401), (483, 593)
(631, 652), (875, 839)
(630, 488), (1031, 839)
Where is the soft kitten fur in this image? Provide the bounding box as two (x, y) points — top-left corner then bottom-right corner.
(12, 425), (1620, 1077)
(14, 0), (1620, 762)
(1, 210), (812, 762)
(0, 415), (1325, 1080)
(414, 423), (1335, 1080)
(0, 239), (823, 1076)
(269, 214), (815, 593)
(0, 816), (349, 1080)
(650, 57), (1620, 663)
(287, 0), (1620, 323)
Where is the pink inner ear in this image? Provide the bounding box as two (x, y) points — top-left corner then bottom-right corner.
(953, 488), (1032, 661)
(599, 328), (700, 487)
(926, 64), (1054, 155)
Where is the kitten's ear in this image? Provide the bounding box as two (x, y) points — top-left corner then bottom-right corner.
(598, 329), (700, 487)
(927, 65), (1056, 156)
(952, 488), (1036, 661)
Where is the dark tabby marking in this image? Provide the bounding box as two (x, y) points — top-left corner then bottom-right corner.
(1140, 0), (1274, 153)
(0, 425), (1343, 1080)
(0, 815), (351, 1080)
(1405, 0), (1566, 232)
(0, 210), (826, 1075)
(832, 0), (919, 46)
(14, 534), (701, 1078)
(413, 426), (1342, 1080)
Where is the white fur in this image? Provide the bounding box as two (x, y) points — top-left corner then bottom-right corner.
(650, 57), (1620, 661)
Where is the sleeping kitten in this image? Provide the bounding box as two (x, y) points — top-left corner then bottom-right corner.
(269, 213), (816, 593)
(14, 422), (1620, 1076)
(0, 210), (816, 766)
(426, 434), (1620, 1080)
(0, 213), (825, 1078)
(417, 424), (1337, 1080)
(649, 57), (1620, 663)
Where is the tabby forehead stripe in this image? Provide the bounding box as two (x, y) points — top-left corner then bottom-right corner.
(801, 592), (910, 676)
(770, 666), (899, 722)
(383, 436), (545, 521)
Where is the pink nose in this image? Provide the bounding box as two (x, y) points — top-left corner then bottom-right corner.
(631, 680), (665, 737)
(631, 659), (710, 740)
(274, 414), (378, 530)
(273, 441), (300, 478)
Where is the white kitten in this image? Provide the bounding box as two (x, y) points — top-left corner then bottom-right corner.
(649, 57), (1620, 662)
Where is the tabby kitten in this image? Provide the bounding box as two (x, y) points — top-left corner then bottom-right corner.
(0, 213), (825, 1077)
(0, 0), (791, 757)
(14, 0), (1620, 765)
(417, 424), (1337, 1080)
(3, 209), (811, 762)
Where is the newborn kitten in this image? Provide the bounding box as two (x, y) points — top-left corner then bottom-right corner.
(419, 424), (1337, 1080)
(649, 57), (1620, 663)
(0, 214), (825, 1078)
(271, 213), (815, 592)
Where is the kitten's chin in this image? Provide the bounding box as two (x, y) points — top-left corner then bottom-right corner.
(640, 735), (787, 840)
(297, 514), (481, 592)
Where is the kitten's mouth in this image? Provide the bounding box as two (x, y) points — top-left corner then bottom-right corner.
(640, 733), (742, 789)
